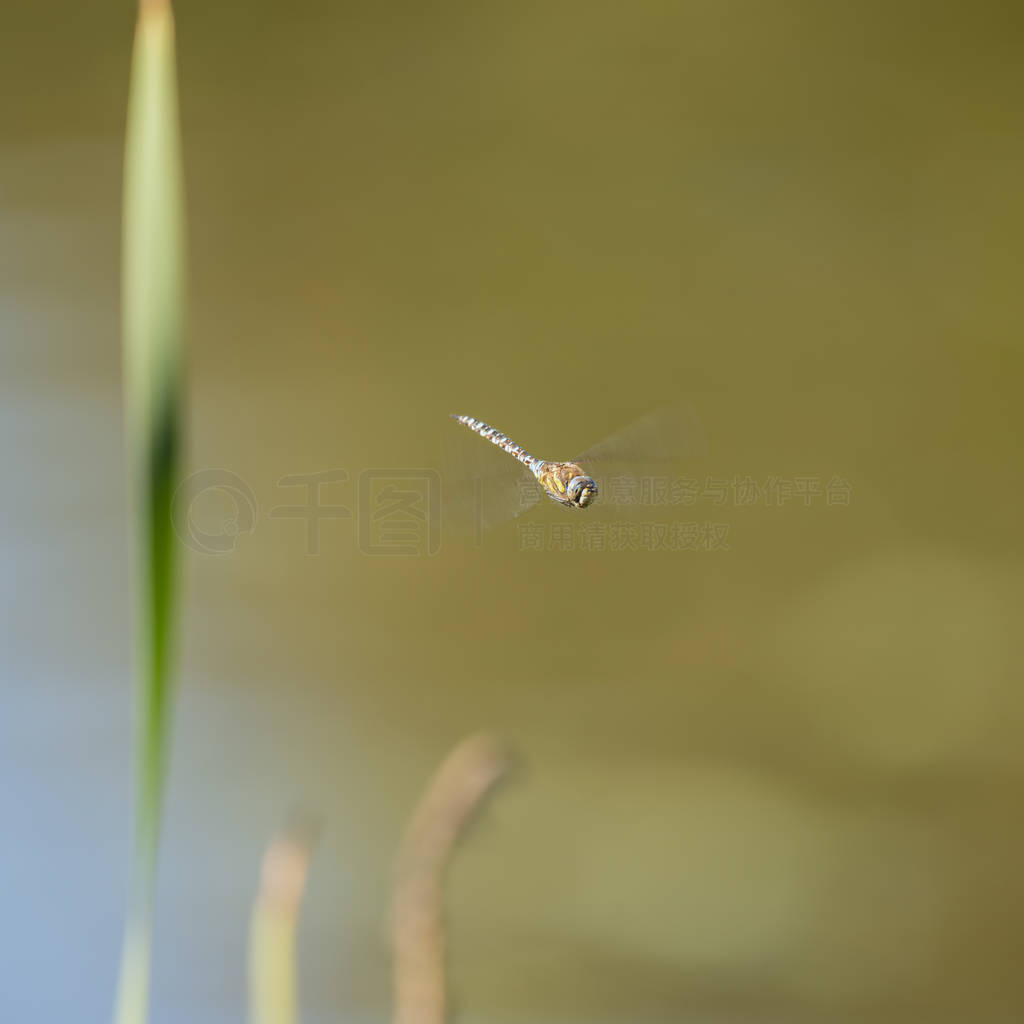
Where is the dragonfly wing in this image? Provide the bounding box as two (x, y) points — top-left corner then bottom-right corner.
(443, 469), (542, 538)
(575, 399), (709, 467)
(442, 425), (541, 538)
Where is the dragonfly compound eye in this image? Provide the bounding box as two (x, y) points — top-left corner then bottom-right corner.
(568, 476), (598, 508)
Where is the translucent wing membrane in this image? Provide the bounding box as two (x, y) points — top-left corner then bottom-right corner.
(443, 469), (542, 539)
(443, 398), (709, 538)
(569, 400), (710, 523)
(441, 425), (541, 540)
(575, 400), (708, 466)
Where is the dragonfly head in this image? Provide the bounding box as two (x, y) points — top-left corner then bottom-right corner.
(567, 475), (598, 508)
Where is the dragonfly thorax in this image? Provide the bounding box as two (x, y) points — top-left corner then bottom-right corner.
(533, 461), (598, 509)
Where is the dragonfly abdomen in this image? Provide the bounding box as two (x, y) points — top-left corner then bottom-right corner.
(451, 414), (538, 469)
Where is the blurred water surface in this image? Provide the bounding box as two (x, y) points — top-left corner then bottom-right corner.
(2, 2), (1023, 1022)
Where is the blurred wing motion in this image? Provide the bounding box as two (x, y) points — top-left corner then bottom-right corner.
(441, 425), (541, 540)
(443, 398), (708, 539)
(575, 400), (708, 467)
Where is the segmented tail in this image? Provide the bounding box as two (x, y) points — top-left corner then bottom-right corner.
(450, 414), (537, 469)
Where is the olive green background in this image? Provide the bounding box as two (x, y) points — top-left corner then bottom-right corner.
(2, 2), (1022, 1021)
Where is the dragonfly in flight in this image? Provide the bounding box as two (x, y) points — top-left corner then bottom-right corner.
(450, 414), (600, 510)
(446, 402), (707, 537)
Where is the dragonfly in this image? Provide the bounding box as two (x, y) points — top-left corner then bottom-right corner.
(451, 414), (600, 509)
(445, 402), (707, 538)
